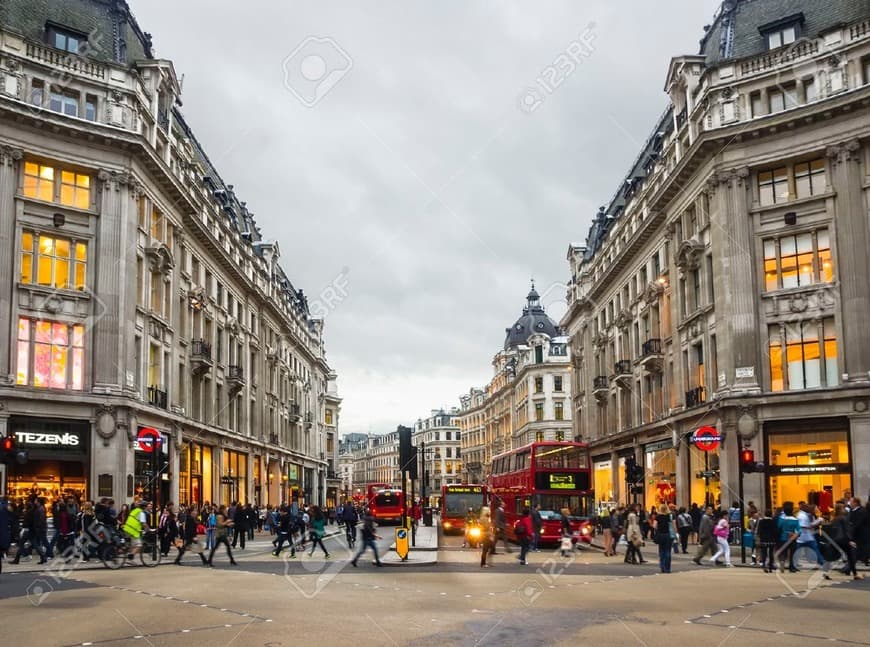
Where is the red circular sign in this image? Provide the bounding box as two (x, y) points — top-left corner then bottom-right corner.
(691, 426), (721, 452)
(136, 427), (161, 453)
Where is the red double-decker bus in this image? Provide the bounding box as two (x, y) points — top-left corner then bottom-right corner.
(370, 487), (405, 524)
(440, 484), (487, 534)
(487, 441), (594, 546)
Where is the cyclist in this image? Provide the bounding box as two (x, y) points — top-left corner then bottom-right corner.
(122, 500), (151, 560)
(342, 498), (359, 547)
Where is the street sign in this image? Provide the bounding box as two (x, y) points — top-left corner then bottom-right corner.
(136, 427), (162, 453)
(395, 527), (410, 561)
(691, 426), (721, 452)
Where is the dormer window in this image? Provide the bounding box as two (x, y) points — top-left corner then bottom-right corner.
(46, 23), (87, 54)
(760, 14), (803, 51)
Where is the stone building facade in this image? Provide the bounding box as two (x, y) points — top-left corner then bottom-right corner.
(0, 0), (341, 508)
(562, 0), (870, 513)
(458, 286), (573, 483)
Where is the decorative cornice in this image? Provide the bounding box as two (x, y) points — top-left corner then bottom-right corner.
(714, 166), (750, 189)
(98, 168), (144, 195)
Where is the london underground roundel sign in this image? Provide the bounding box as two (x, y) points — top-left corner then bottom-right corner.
(136, 427), (162, 453)
(691, 426), (721, 452)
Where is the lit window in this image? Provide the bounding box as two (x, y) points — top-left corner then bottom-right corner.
(555, 402), (564, 421)
(763, 229), (831, 291)
(17, 317), (85, 390)
(22, 160), (91, 208)
(23, 161), (55, 202)
(758, 167), (788, 205)
(20, 232), (87, 290)
(325, 409), (333, 425)
(60, 170), (90, 209)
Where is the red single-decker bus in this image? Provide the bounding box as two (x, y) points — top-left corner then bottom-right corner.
(487, 441), (594, 546)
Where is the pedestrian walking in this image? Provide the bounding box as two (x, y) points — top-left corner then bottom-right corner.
(624, 506), (645, 565)
(174, 507), (208, 566)
(0, 496), (11, 576)
(342, 498), (359, 548)
(755, 509), (777, 573)
(515, 507), (533, 565)
(692, 506), (715, 565)
(493, 499), (512, 554)
(531, 504), (543, 552)
(776, 501), (800, 573)
(232, 503), (248, 549)
(307, 506), (330, 558)
(710, 510), (733, 567)
(207, 505), (237, 567)
(831, 502), (864, 581)
(479, 506), (494, 568)
(204, 505), (216, 551)
(351, 509), (382, 567)
(676, 507), (692, 554)
(272, 508), (296, 558)
(602, 508), (614, 556)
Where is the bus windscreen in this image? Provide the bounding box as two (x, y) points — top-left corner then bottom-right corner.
(444, 489), (485, 516)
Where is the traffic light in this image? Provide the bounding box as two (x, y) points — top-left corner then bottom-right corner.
(0, 435), (27, 465)
(624, 456), (643, 484)
(740, 448), (765, 473)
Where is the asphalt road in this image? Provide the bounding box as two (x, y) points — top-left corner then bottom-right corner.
(1, 527), (868, 646)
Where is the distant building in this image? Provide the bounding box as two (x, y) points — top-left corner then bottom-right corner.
(413, 409), (461, 506)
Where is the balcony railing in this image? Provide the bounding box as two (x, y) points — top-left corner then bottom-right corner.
(148, 385), (167, 409)
(268, 432), (279, 445)
(614, 360), (632, 375)
(24, 41), (107, 80)
(593, 375), (609, 390)
(192, 339), (212, 361)
(227, 365), (245, 393)
(641, 338), (662, 356)
(685, 386), (707, 408)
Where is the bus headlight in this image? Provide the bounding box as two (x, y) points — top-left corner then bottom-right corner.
(581, 526), (590, 535)
(443, 522), (452, 530)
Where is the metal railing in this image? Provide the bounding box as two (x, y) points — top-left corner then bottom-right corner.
(593, 375), (609, 390)
(228, 365), (244, 381)
(685, 385), (706, 408)
(641, 338), (662, 356)
(148, 385), (167, 409)
(614, 360), (632, 375)
(191, 339), (212, 360)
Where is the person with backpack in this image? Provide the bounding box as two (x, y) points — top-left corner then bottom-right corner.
(204, 505), (216, 551)
(351, 509), (382, 567)
(676, 507), (692, 554)
(514, 507), (533, 565)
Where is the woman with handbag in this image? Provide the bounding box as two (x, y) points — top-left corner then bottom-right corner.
(624, 506), (645, 565)
(207, 505), (237, 566)
(174, 506), (208, 566)
(655, 504), (676, 573)
(710, 510), (733, 567)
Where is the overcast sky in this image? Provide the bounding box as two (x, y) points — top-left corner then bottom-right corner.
(133, 1), (722, 436)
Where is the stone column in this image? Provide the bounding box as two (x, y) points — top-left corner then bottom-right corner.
(851, 414), (870, 502)
(93, 170), (138, 394)
(827, 140), (870, 383)
(0, 146), (23, 385)
(610, 449), (619, 504)
(707, 168), (761, 393)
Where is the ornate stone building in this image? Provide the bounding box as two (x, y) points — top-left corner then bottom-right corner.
(458, 285), (573, 483)
(0, 0), (341, 508)
(562, 0), (870, 512)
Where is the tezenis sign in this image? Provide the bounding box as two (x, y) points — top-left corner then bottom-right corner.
(15, 431), (80, 447)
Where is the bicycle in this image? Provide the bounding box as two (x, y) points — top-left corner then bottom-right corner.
(100, 529), (162, 569)
(345, 521), (357, 548)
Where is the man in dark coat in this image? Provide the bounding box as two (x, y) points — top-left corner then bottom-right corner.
(174, 507), (208, 566)
(232, 503), (248, 549)
(0, 496), (11, 575)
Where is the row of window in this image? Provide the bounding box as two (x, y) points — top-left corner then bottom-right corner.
(533, 401), (565, 421)
(763, 229), (832, 291)
(758, 158), (826, 206)
(23, 161), (91, 209)
(533, 375), (564, 393)
(16, 318), (84, 390)
(19, 232), (87, 291)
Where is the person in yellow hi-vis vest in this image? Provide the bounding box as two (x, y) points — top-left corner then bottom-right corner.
(122, 500), (152, 561)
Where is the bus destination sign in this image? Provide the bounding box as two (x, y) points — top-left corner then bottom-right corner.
(448, 486), (483, 494)
(548, 474), (577, 490)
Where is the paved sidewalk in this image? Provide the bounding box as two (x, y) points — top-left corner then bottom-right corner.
(383, 525), (438, 566)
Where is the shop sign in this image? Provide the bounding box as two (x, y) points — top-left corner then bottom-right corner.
(735, 366), (755, 379)
(645, 439), (673, 453)
(220, 476), (236, 485)
(15, 431), (81, 447)
(768, 463), (850, 475)
(135, 427), (164, 453)
(594, 460), (612, 470)
(691, 426), (722, 452)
